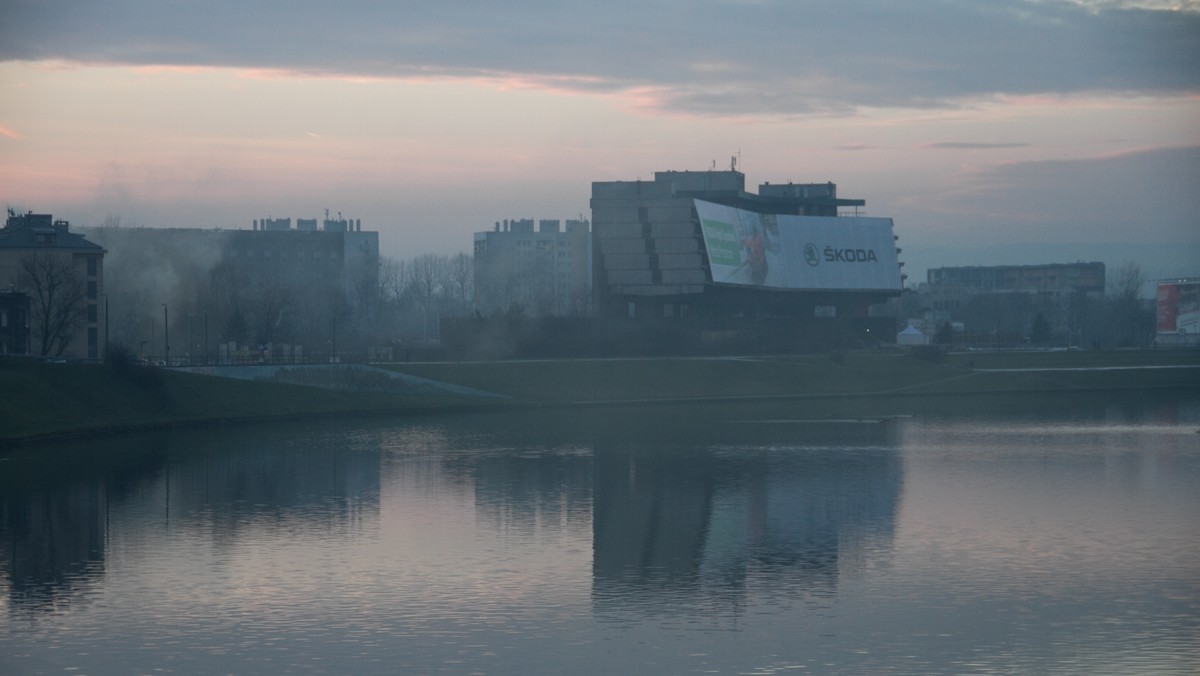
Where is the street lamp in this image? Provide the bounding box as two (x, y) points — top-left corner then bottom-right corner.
(203, 309), (209, 366)
(102, 292), (109, 361)
(187, 313), (193, 366)
(163, 303), (169, 365)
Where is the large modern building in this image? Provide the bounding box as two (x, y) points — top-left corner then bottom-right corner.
(473, 218), (591, 316)
(589, 169), (902, 349)
(0, 212), (106, 359)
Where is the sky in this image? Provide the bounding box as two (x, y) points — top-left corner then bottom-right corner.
(2, 0), (1198, 284)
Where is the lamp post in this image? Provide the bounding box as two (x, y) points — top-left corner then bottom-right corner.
(163, 303), (169, 366)
(103, 293), (109, 361)
(203, 309), (209, 366)
(187, 313), (193, 366)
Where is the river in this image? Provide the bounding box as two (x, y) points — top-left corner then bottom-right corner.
(2, 391), (1198, 674)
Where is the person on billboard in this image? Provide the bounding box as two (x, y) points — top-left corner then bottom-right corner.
(729, 211), (769, 285)
(742, 223), (767, 285)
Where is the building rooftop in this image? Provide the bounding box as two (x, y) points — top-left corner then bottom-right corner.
(1, 212), (105, 252)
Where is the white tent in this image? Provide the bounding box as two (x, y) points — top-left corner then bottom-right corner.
(896, 325), (928, 346)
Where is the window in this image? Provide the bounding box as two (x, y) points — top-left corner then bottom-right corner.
(87, 281), (97, 300)
(87, 256), (97, 276)
(88, 304), (97, 322)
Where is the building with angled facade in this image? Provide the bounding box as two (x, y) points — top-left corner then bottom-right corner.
(589, 169), (902, 351)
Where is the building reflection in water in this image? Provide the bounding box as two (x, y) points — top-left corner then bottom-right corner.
(424, 405), (904, 618)
(590, 415), (903, 617)
(2, 405), (904, 624)
(0, 437), (167, 614)
(0, 422), (382, 615)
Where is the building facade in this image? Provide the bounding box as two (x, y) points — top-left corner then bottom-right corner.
(1155, 278), (1200, 347)
(473, 218), (591, 316)
(0, 212), (106, 359)
(918, 262), (1108, 347)
(77, 217), (378, 361)
(926, 262), (1105, 298)
(590, 170), (901, 347)
(0, 290), (32, 356)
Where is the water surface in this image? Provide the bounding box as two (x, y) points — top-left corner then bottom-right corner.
(3, 391), (1198, 674)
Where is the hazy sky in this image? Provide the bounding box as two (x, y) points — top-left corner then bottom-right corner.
(2, 0), (1198, 280)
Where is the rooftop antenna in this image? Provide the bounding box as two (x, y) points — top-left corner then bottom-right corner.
(730, 155), (737, 172)
(711, 159), (717, 170)
(324, 208), (329, 220)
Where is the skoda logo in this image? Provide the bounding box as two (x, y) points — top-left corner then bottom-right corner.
(804, 243), (820, 267)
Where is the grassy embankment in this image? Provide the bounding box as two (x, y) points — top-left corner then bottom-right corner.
(0, 359), (485, 446)
(383, 349), (1200, 405)
(2, 348), (1197, 446)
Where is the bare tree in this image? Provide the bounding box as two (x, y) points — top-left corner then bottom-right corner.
(17, 252), (88, 356)
(408, 254), (447, 338)
(1108, 260), (1146, 302)
(379, 256), (407, 304)
(1106, 260), (1152, 347)
(445, 252), (474, 317)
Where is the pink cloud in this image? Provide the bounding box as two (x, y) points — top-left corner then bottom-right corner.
(0, 123), (21, 139)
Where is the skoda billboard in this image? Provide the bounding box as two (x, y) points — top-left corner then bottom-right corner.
(696, 200), (902, 292)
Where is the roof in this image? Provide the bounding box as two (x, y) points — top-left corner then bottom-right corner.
(0, 213), (106, 253)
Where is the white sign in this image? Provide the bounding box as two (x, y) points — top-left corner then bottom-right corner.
(695, 200), (902, 292)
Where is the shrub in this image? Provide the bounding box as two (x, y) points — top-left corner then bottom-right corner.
(106, 343), (164, 391)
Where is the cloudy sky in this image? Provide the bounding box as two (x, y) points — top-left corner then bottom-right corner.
(2, 0), (1198, 282)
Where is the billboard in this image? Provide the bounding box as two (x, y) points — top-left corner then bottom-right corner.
(1156, 280), (1200, 334)
(695, 200), (902, 292)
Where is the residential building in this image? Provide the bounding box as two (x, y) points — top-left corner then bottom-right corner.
(0, 212), (106, 359)
(0, 291), (31, 355)
(77, 216), (378, 360)
(473, 217), (591, 316)
(919, 262), (1108, 346)
(926, 262), (1105, 298)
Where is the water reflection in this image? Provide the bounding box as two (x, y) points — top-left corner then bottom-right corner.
(592, 428), (902, 618)
(0, 440), (166, 613)
(1, 425), (380, 616)
(0, 392), (1196, 674)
